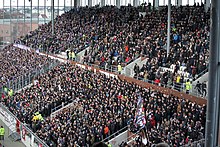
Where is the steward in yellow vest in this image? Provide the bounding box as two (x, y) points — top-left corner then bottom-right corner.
(118, 64), (122, 74)
(0, 126), (5, 140)
(185, 79), (192, 94)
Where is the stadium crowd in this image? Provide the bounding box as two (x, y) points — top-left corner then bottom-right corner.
(132, 5), (209, 88)
(16, 5), (209, 86)
(1, 63), (206, 147)
(0, 44), (52, 90)
(0, 3), (209, 147)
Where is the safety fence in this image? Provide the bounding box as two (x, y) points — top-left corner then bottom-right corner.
(0, 103), (49, 147)
(101, 126), (128, 143)
(75, 55), (206, 99)
(75, 54), (206, 99)
(0, 59), (60, 96)
(1, 43), (207, 147)
(134, 76), (206, 99)
(50, 98), (81, 118)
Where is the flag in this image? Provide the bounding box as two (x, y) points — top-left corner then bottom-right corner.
(134, 95), (146, 129)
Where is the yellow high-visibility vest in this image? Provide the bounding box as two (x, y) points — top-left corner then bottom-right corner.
(118, 65), (122, 72)
(185, 82), (192, 90)
(176, 76), (180, 83)
(0, 128), (5, 136)
(72, 52), (76, 59)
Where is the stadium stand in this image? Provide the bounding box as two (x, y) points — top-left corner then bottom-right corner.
(1, 62), (206, 146)
(0, 3), (210, 147)
(16, 5), (209, 87)
(0, 44), (55, 91)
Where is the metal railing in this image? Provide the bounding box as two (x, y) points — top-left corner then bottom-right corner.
(134, 76), (206, 99)
(50, 98), (80, 118)
(79, 60), (119, 73)
(120, 130), (141, 146)
(0, 103), (49, 147)
(74, 54), (206, 98)
(194, 67), (209, 80)
(0, 59), (60, 95)
(101, 126), (128, 143)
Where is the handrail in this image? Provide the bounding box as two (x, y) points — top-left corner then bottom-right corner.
(101, 126), (128, 143)
(119, 129), (141, 146)
(135, 76), (206, 99)
(194, 67), (208, 80)
(50, 98), (80, 118)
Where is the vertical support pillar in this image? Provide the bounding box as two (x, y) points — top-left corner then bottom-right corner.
(101, 0), (105, 7)
(3, 0), (4, 42)
(77, 0), (81, 7)
(187, 0), (189, 5)
(166, 0), (171, 57)
(177, 0), (182, 6)
(125, 0), (127, 6)
(51, 0), (55, 35)
(133, 0), (138, 7)
(64, 0), (66, 12)
(17, 0), (19, 38)
(88, 0), (93, 7)
(30, 0), (33, 31)
(116, 0), (120, 8)
(74, 0), (77, 7)
(58, 0), (60, 15)
(205, 0), (210, 12)
(44, 0), (46, 24)
(155, 0), (159, 8)
(24, 0), (26, 36)
(10, 0), (12, 42)
(38, 0), (40, 27)
(205, 0), (220, 146)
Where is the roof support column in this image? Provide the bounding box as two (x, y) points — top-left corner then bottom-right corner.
(116, 0), (120, 8)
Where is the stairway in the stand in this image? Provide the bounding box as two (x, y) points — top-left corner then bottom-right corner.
(123, 56), (148, 77)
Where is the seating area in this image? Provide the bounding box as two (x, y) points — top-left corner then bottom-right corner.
(0, 44), (54, 90)
(0, 4), (210, 147)
(17, 5), (209, 84)
(1, 63), (206, 147)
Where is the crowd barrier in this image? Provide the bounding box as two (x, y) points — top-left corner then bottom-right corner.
(32, 46), (207, 105)
(0, 103), (49, 147)
(6, 44), (207, 147)
(0, 44), (61, 95)
(68, 60), (207, 105)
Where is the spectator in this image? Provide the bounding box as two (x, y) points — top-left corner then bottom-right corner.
(1, 63), (206, 147)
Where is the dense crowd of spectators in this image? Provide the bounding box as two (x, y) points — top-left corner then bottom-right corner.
(0, 3), (209, 147)
(1, 63), (206, 146)
(16, 5), (209, 86)
(0, 44), (52, 89)
(16, 7), (95, 54)
(132, 5), (209, 87)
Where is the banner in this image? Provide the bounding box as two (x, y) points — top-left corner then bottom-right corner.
(13, 44), (31, 51)
(134, 95), (146, 129)
(16, 119), (20, 135)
